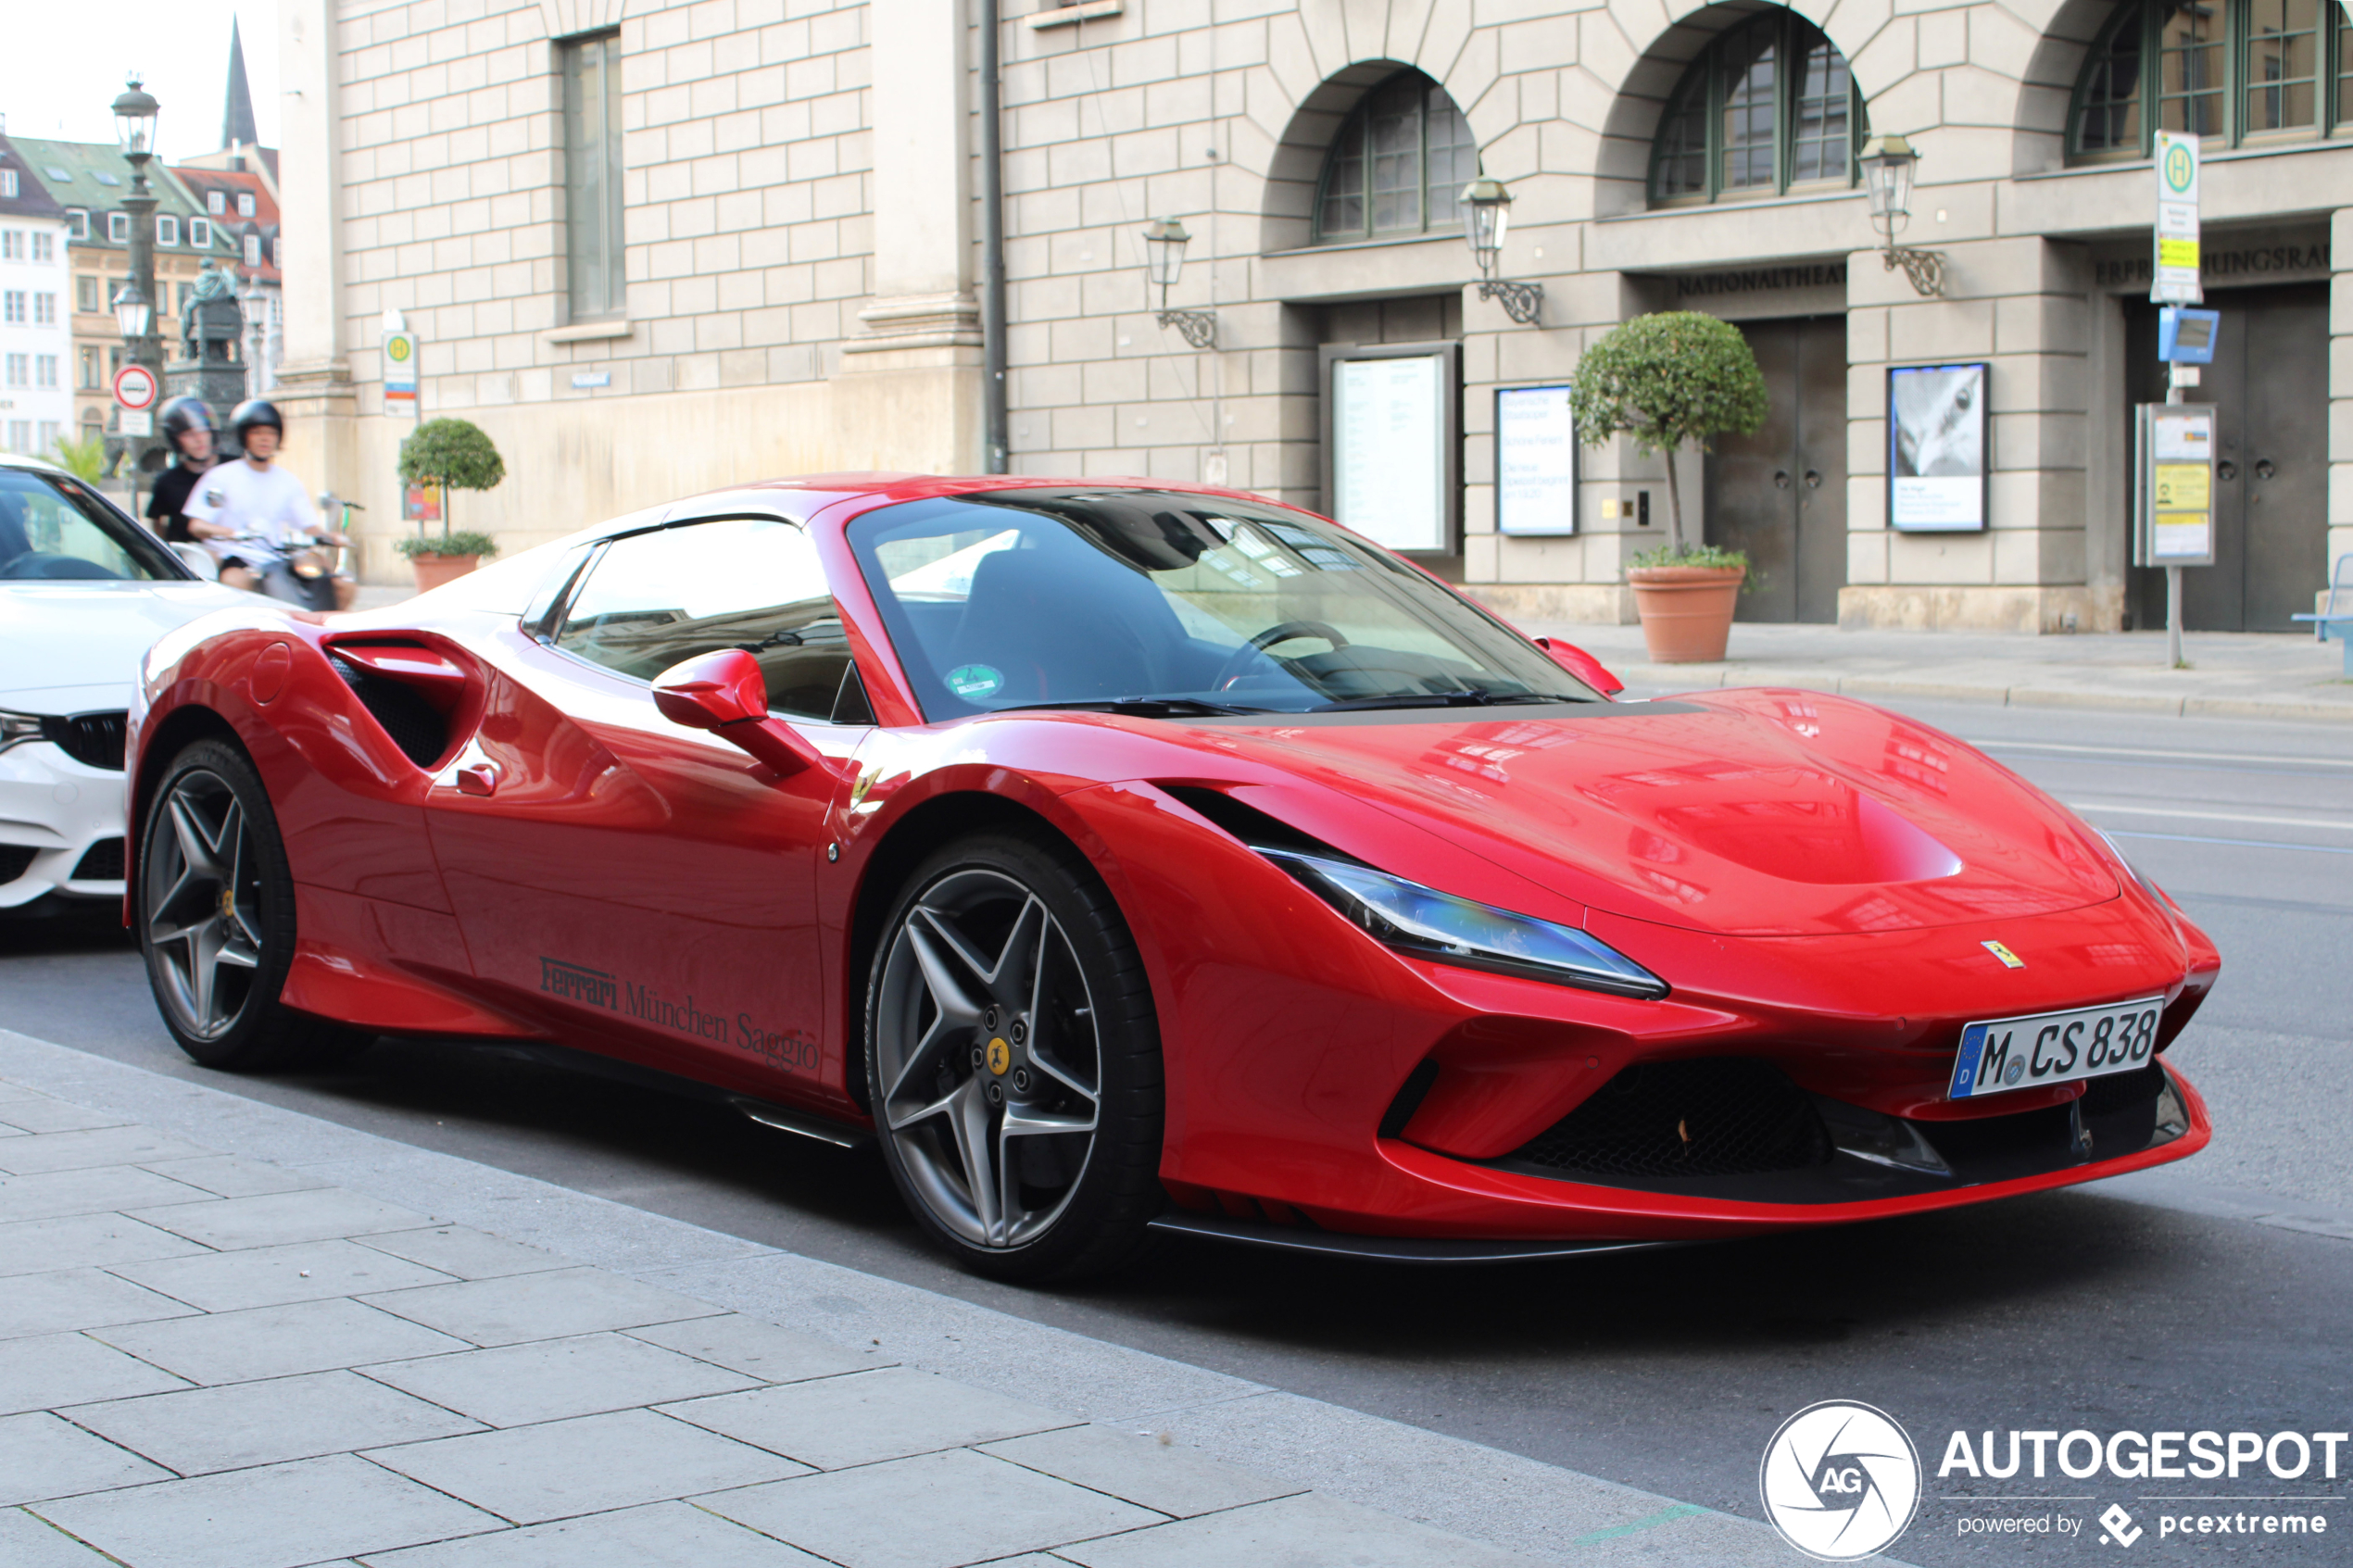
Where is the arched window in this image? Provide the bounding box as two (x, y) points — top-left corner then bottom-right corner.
(1650, 9), (1865, 204)
(1313, 71), (1480, 244)
(2072, 0), (2353, 157)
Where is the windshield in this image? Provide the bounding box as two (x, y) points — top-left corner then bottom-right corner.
(847, 489), (1598, 719)
(0, 468), (181, 583)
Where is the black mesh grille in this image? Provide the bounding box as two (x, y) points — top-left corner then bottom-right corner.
(331, 655), (449, 768)
(43, 712), (127, 771)
(0, 845), (34, 884)
(1503, 1058), (1833, 1178)
(70, 838), (124, 881)
(2080, 1063), (2166, 1116)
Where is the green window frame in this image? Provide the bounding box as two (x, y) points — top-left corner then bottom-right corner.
(1312, 71), (1480, 245)
(2070, 0), (2353, 159)
(1649, 9), (1868, 205)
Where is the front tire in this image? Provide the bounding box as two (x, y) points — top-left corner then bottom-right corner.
(137, 738), (367, 1071)
(866, 830), (1164, 1282)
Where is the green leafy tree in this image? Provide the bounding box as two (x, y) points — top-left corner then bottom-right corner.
(396, 418), (506, 553)
(48, 432), (108, 483)
(1567, 310), (1768, 558)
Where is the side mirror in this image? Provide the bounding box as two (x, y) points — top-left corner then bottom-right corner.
(1533, 636), (1625, 696)
(652, 648), (822, 777)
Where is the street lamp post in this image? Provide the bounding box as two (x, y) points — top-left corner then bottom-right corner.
(111, 75), (167, 503)
(1140, 219), (1216, 349)
(111, 74), (165, 483)
(1463, 179), (1543, 326)
(1857, 134), (1945, 297)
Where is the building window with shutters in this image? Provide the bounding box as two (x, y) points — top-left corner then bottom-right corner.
(2071, 0), (2353, 158)
(1312, 71), (1480, 245)
(561, 31), (626, 320)
(1650, 8), (1868, 204)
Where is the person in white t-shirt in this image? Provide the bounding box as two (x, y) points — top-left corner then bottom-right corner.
(183, 400), (357, 608)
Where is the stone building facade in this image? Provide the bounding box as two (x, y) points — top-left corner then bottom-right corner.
(276, 0), (2353, 632)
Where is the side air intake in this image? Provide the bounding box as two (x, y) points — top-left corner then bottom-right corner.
(330, 653), (450, 768)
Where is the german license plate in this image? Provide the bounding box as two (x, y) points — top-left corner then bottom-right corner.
(1947, 997), (2167, 1099)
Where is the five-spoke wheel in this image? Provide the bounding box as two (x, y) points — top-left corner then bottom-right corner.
(137, 739), (364, 1071)
(868, 833), (1163, 1280)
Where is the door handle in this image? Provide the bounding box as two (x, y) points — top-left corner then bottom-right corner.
(2216, 459), (2237, 482)
(2254, 458), (2277, 482)
(1804, 470), (1822, 489)
(1773, 470), (1792, 489)
(456, 763), (499, 797)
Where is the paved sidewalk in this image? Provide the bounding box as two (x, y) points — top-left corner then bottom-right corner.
(0, 1028), (1832, 1568)
(1516, 620), (2353, 723)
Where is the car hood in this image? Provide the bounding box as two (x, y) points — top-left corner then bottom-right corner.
(0, 581), (252, 712)
(1197, 690), (2120, 938)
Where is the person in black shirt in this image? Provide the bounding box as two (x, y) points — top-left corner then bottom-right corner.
(148, 397), (228, 548)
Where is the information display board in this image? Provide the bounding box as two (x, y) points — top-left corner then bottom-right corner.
(1322, 342), (1458, 554)
(2151, 130), (2202, 305)
(2135, 403), (2217, 566)
(1887, 362), (1989, 532)
(1495, 383), (1579, 536)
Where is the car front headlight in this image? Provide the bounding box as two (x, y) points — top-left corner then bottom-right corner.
(1257, 847), (1668, 999)
(0, 710), (47, 758)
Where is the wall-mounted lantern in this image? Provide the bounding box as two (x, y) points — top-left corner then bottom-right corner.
(1463, 179), (1542, 326)
(1141, 217), (1216, 349)
(1858, 134), (1945, 296)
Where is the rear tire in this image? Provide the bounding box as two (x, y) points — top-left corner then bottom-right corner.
(136, 738), (369, 1072)
(865, 829), (1164, 1282)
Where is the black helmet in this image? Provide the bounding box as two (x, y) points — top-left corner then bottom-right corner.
(230, 398), (283, 440)
(159, 395), (215, 441)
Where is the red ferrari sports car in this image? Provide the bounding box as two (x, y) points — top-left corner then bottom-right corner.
(127, 475), (2220, 1279)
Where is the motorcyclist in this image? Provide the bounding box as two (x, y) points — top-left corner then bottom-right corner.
(182, 399), (357, 609)
(145, 396), (230, 554)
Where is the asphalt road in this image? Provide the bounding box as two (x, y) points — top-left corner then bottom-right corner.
(6, 696), (2349, 1564)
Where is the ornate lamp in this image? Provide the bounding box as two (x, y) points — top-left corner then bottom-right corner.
(1141, 218), (1215, 349)
(1462, 178), (1542, 325)
(113, 282), (152, 342)
(112, 75), (160, 165)
(1857, 134), (1944, 296)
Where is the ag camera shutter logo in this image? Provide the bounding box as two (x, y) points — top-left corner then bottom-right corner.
(1759, 1400), (1923, 1561)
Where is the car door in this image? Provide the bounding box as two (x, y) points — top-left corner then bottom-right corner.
(424, 514), (872, 1105)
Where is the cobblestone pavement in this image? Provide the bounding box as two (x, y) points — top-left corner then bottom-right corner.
(0, 1028), (1840, 1568)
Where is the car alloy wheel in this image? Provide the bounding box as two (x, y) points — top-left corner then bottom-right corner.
(868, 833), (1163, 1280)
(137, 739), (365, 1071)
(145, 762), (266, 1041)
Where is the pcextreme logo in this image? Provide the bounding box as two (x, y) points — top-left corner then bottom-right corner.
(1760, 1401), (1923, 1561)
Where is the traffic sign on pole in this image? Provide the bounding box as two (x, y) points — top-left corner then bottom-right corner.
(111, 362), (158, 412)
(2151, 130), (2201, 304)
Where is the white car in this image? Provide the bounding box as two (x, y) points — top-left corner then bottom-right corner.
(1, 455), (247, 918)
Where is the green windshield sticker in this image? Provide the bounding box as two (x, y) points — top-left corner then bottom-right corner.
(946, 663), (1004, 699)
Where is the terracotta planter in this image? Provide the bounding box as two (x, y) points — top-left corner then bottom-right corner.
(409, 552), (482, 593)
(1627, 564), (1746, 663)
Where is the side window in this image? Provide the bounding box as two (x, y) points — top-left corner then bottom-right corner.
(552, 517), (859, 721)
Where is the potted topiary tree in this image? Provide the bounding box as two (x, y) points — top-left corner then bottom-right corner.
(395, 418), (506, 591)
(1568, 311), (1768, 662)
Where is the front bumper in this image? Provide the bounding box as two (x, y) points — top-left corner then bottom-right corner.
(0, 738), (128, 913)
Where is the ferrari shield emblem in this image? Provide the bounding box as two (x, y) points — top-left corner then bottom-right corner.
(1981, 940), (2025, 969)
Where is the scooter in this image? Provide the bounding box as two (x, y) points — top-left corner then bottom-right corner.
(255, 494), (360, 611)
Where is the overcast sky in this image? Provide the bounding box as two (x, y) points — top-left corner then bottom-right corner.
(2, 1), (279, 158)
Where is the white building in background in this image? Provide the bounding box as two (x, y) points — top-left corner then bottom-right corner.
(0, 140), (73, 462)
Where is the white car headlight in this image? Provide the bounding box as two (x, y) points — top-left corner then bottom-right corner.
(0, 709), (48, 757)
(1257, 847), (1668, 999)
